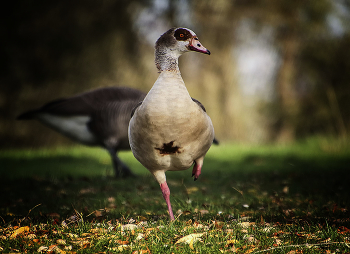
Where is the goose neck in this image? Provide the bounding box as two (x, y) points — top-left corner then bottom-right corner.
(155, 49), (181, 72)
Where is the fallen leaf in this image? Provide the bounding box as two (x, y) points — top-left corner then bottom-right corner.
(274, 238), (282, 246)
(94, 210), (103, 217)
(121, 224), (138, 231)
(175, 233), (206, 245)
(135, 233), (144, 241)
(245, 247), (257, 253)
(108, 197), (115, 203)
(10, 226), (29, 238)
(26, 233), (37, 239)
(48, 244), (65, 254)
(182, 210), (191, 215)
(56, 239), (66, 245)
(38, 246), (48, 253)
(186, 186), (199, 194)
(71, 239), (90, 248)
(132, 250), (150, 254)
(243, 235), (258, 244)
(261, 227), (275, 232)
(90, 228), (108, 234)
(199, 210), (209, 215)
(237, 222), (255, 228)
(108, 245), (130, 251)
(225, 239), (239, 247)
(338, 226), (350, 234)
(64, 245), (72, 250)
(67, 233), (78, 238)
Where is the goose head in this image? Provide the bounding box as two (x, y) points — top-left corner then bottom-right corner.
(155, 27), (210, 71)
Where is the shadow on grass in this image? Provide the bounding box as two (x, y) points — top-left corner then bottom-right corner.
(0, 152), (349, 227)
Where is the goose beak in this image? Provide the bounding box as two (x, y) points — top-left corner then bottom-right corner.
(188, 37), (210, 55)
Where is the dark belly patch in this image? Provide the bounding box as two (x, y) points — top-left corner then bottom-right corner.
(155, 141), (181, 155)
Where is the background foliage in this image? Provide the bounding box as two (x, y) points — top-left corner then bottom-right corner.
(1, 0), (350, 148)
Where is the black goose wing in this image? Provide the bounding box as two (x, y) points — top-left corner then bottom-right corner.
(18, 87), (146, 118)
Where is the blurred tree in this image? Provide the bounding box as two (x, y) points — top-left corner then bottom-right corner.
(1, 0), (148, 147)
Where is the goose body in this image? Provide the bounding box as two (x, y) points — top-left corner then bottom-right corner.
(128, 28), (214, 220)
(18, 86), (146, 177)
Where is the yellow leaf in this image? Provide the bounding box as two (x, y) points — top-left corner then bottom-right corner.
(225, 239), (239, 247)
(175, 233), (206, 245)
(189, 238), (194, 250)
(10, 226), (29, 238)
(186, 186), (199, 194)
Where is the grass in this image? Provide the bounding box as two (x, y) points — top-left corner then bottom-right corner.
(0, 137), (350, 253)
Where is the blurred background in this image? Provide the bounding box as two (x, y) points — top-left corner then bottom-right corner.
(2, 0), (350, 149)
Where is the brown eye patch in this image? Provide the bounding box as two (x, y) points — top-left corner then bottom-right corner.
(174, 28), (192, 41)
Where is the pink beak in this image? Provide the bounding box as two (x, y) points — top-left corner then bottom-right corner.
(188, 37), (210, 55)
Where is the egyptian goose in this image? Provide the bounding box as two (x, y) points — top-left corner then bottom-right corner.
(128, 28), (214, 220)
(17, 87), (145, 177)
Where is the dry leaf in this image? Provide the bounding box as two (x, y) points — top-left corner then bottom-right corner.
(199, 210), (209, 215)
(48, 244), (65, 254)
(26, 233), (37, 239)
(261, 226), (275, 232)
(274, 238), (282, 246)
(121, 224), (138, 231)
(132, 250), (150, 254)
(90, 228), (108, 234)
(64, 246), (73, 251)
(67, 233), (78, 238)
(108, 245), (130, 251)
(135, 233), (144, 241)
(71, 239), (90, 248)
(245, 247), (257, 253)
(38, 246), (48, 253)
(10, 226), (29, 238)
(225, 239), (239, 247)
(243, 235), (258, 244)
(94, 210), (103, 217)
(175, 233), (206, 245)
(108, 197), (115, 203)
(56, 239), (66, 245)
(237, 222), (255, 228)
(186, 186), (199, 194)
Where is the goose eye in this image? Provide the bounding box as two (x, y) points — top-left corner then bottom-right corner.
(180, 33), (184, 38)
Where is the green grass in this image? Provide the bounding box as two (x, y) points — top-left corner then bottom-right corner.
(1, 137), (350, 253)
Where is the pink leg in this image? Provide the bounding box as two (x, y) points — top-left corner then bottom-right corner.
(192, 161), (202, 181)
(160, 182), (175, 221)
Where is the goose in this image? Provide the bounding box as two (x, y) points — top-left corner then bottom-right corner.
(128, 28), (214, 220)
(17, 86), (146, 177)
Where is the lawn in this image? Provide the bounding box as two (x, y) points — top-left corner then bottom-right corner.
(0, 137), (350, 253)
